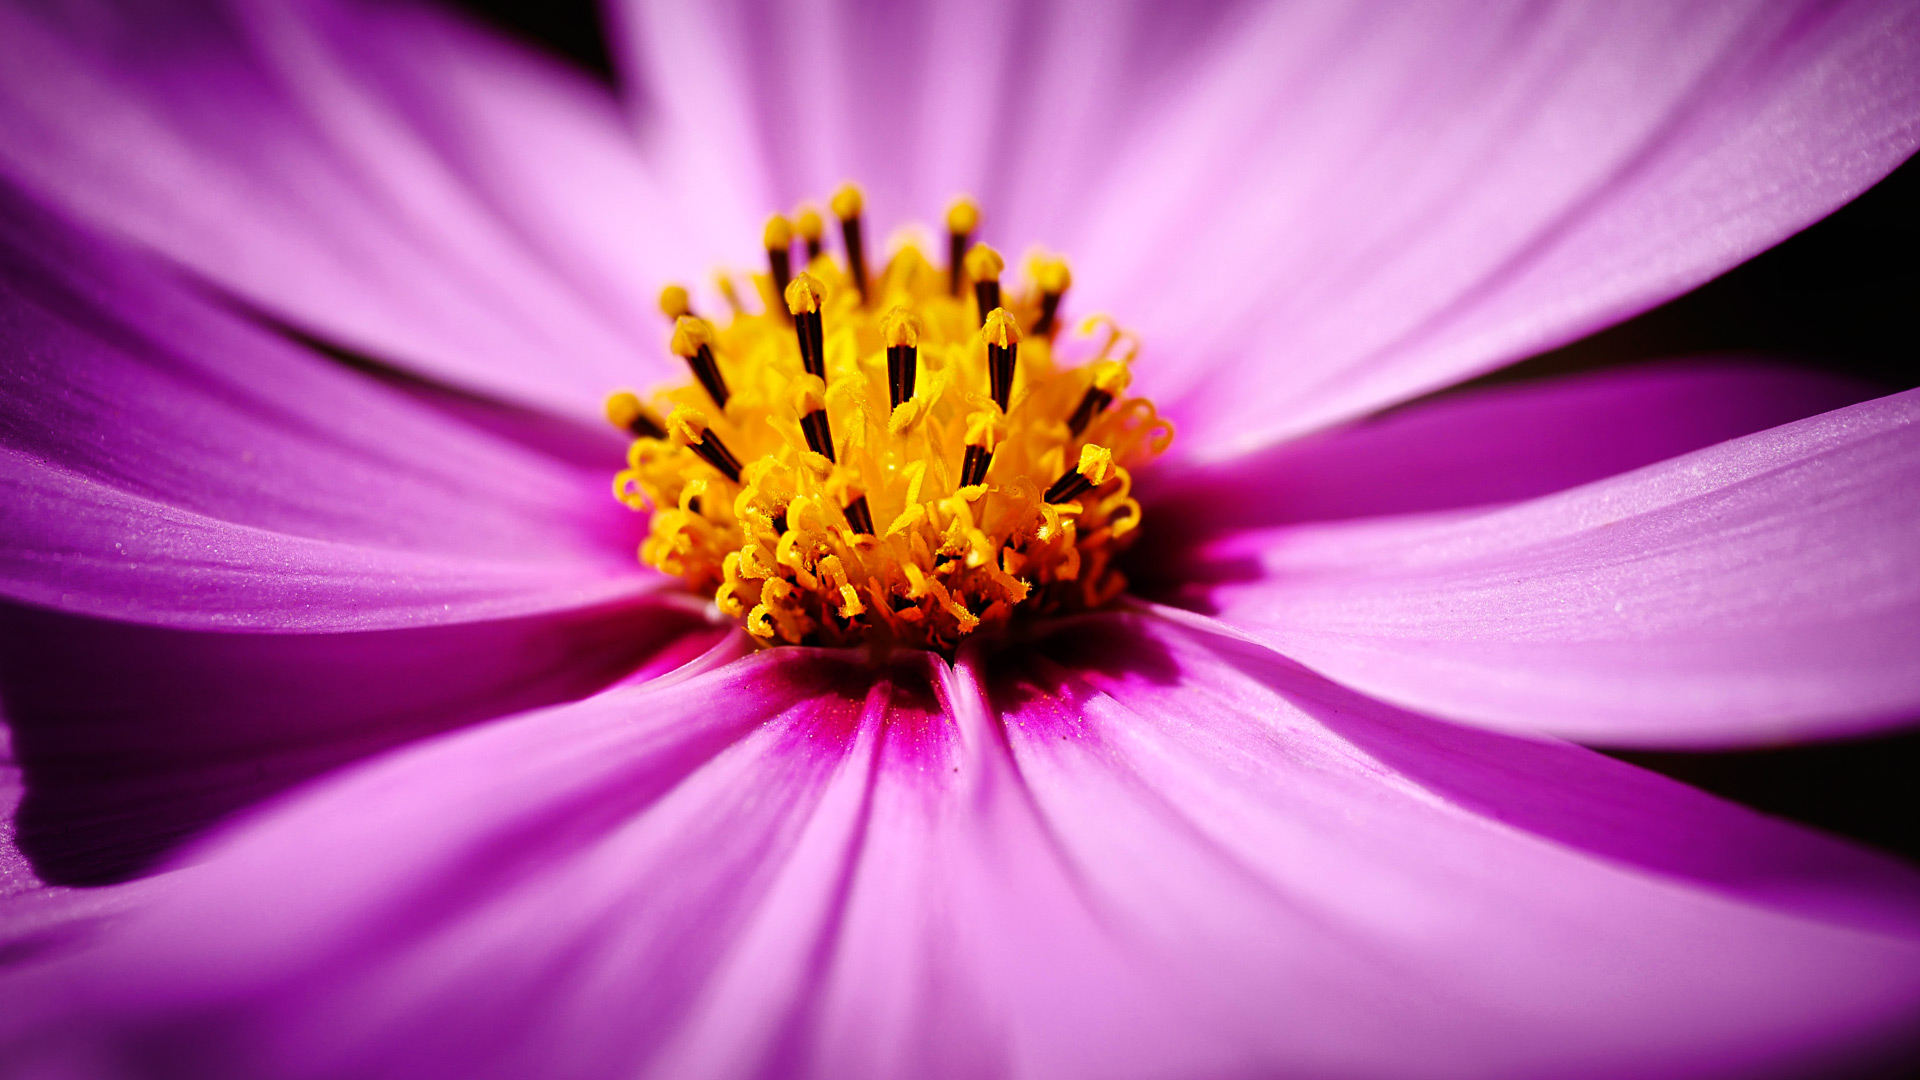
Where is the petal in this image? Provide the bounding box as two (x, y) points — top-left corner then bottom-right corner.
(0, 599), (724, 887)
(1133, 355), (1875, 539)
(0, 0), (687, 418)
(1183, 389), (1920, 747)
(1083, 0), (1920, 458)
(7, 620), (1920, 1077)
(0, 176), (651, 630)
(626, 0), (1920, 459)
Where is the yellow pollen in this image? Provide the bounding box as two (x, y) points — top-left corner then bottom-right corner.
(963, 243), (1004, 282)
(830, 183), (864, 221)
(784, 272), (824, 316)
(763, 214), (793, 250)
(794, 205), (824, 245)
(659, 284), (691, 320)
(946, 197), (980, 235)
(609, 193), (1174, 652)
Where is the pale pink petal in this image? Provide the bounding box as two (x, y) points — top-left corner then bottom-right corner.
(1090, 0), (1920, 458)
(1181, 389), (1920, 747)
(0, 0), (689, 419)
(6, 622), (1919, 1077)
(621, 1), (1920, 459)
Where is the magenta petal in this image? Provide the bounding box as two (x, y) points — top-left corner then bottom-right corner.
(1188, 389), (1920, 747)
(7, 624), (1920, 1077)
(0, 0), (682, 418)
(0, 177), (654, 630)
(1135, 356), (1874, 539)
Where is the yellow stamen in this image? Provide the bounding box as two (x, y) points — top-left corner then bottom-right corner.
(794, 204), (824, 259)
(609, 192), (1173, 652)
(964, 243), (1005, 328)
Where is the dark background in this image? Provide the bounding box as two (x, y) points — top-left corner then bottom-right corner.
(451, 0), (1920, 865)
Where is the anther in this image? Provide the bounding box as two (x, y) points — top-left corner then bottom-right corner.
(794, 378), (836, 463)
(946, 197), (979, 297)
(831, 183), (868, 302)
(659, 284), (693, 321)
(670, 316), (730, 408)
(605, 391), (666, 440)
(843, 492), (874, 535)
(881, 306), (923, 410)
(1068, 361), (1130, 436)
(1044, 441), (1121, 499)
(667, 406), (743, 483)
(960, 412), (998, 489)
(795, 205), (824, 260)
(1044, 444), (1114, 504)
(764, 215), (795, 319)
(982, 308), (1021, 412)
(785, 273), (827, 379)
(1032, 256), (1071, 336)
(965, 243), (1004, 328)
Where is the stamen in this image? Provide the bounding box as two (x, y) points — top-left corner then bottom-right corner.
(794, 377), (836, 463)
(610, 191), (1174, 652)
(960, 411), (998, 488)
(965, 243), (1004, 328)
(843, 492), (874, 535)
(667, 406), (743, 483)
(795, 205), (824, 260)
(882, 306), (922, 410)
(1032, 256), (1071, 336)
(831, 183), (868, 302)
(659, 284), (693, 321)
(670, 316), (730, 408)
(983, 308), (1020, 412)
(764, 215), (794, 319)
(946, 197), (979, 297)
(785, 273), (827, 379)
(1044, 444), (1114, 504)
(605, 391), (666, 439)
(1068, 361), (1130, 436)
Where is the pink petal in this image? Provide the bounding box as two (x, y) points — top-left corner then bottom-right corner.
(8, 621), (1919, 1077)
(1134, 355), (1874, 539)
(624, 0), (1920, 459)
(0, 178), (650, 631)
(1183, 389), (1920, 747)
(0, 0), (688, 420)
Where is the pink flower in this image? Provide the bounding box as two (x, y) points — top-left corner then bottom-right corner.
(0, 0), (1918, 1076)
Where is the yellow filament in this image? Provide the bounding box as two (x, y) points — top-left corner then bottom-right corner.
(609, 194), (1173, 652)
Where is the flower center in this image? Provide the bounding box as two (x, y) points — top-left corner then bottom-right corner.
(607, 185), (1173, 652)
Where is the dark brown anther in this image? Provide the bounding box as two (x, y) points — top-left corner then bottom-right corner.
(1044, 466), (1094, 505)
(796, 205), (824, 260)
(982, 308), (1020, 413)
(670, 317), (729, 409)
(881, 307), (922, 412)
(606, 392), (666, 440)
(960, 444), (993, 488)
(843, 493), (874, 535)
(688, 429), (743, 484)
(1032, 257), (1071, 337)
(1067, 387), (1113, 436)
(964, 244), (1005, 328)
(945, 198), (979, 297)
(784, 273), (827, 379)
(800, 408), (837, 463)
(887, 344), (917, 410)
(831, 185), (868, 302)
(764, 216), (794, 322)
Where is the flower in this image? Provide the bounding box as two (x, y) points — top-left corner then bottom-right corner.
(0, 0), (1918, 1077)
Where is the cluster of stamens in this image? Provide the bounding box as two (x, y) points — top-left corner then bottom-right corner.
(608, 185), (1173, 652)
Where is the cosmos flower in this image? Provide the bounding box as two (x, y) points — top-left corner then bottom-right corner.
(0, 0), (1919, 1077)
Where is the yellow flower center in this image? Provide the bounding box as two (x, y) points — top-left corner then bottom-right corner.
(607, 186), (1173, 652)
